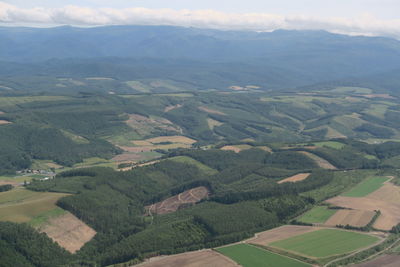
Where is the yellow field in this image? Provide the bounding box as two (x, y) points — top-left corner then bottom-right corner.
(0, 188), (70, 223)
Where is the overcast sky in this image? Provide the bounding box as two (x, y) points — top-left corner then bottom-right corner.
(1, 0), (400, 38)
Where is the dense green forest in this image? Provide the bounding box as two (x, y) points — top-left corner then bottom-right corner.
(16, 141), (393, 266)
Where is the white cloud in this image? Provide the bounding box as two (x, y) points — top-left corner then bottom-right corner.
(1, 2), (400, 39)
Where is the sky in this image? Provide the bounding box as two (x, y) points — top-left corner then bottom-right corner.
(1, 0), (400, 38)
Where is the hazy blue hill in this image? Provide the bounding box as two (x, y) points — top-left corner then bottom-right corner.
(1, 25), (400, 92)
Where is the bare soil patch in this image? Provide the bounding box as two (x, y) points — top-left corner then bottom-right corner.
(247, 225), (320, 246)
(146, 186), (209, 215)
(198, 106), (226, 115)
(299, 151), (337, 170)
(39, 212), (96, 253)
(164, 104), (182, 112)
(257, 146), (272, 152)
(135, 249), (239, 267)
(353, 254), (400, 267)
(221, 144), (253, 153)
(324, 209), (375, 227)
(326, 196), (400, 231)
(278, 173), (311, 184)
(0, 119), (11, 125)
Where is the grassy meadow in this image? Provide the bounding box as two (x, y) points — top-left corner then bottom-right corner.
(342, 176), (390, 197)
(297, 206), (336, 224)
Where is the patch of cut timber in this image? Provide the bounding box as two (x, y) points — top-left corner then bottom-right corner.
(247, 225), (320, 246)
(353, 254), (400, 267)
(198, 106), (226, 115)
(135, 249), (239, 267)
(278, 173), (311, 184)
(146, 135), (196, 145)
(324, 209), (375, 227)
(298, 151), (337, 170)
(326, 196), (400, 231)
(39, 212), (96, 253)
(146, 186), (209, 215)
(0, 120), (11, 125)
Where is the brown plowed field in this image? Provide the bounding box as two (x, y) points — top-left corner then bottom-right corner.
(221, 145), (252, 153)
(353, 254), (400, 267)
(298, 151), (337, 170)
(326, 196), (400, 231)
(324, 209), (375, 227)
(247, 225), (320, 246)
(146, 186), (209, 215)
(39, 212), (96, 253)
(278, 173), (310, 184)
(135, 249), (239, 267)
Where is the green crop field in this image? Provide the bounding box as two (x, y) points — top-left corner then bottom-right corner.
(297, 206), (336, 224)
(342, 176), (390, 197)
(270, 229), (379, 258)
(216, 244), (311, 267)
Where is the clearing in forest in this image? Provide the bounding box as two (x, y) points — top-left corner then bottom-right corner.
(198, 106), (226, 115)
(207, 118), (223, 130)
(278, 173), (310, 184)
(168, 156), (218, 175)
(247, 225), (319, 246)
(164, 104), (182, 112)
(297, 206), (336, 224)
(270, 229), (379, 258)
(39, 212), (96, 253)
(324, 209), (375, 227)
(221, 144), (253, 153)
(342, 176), (390, 197)
(137, 249), (239, 267)
(146, 186), (210, 215)
(0, 119), (11, 124)
(216, 244), (311, 267)
(298, 151), (337, 170)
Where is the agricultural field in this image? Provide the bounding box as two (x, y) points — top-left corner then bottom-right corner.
(39, 212), (96, 253)
(353, 254), (400, 267)
(297, 206), (336, 224)
(342, 176), (390, 197)
(324, 209), (376, 227)
(327, 179), (400, 230)
(270, 229), (380, 258)
(248, 225), (320, 246)
(137, 249), (239, 267)
(216, 244), (311, 267)
(0, 188), (69, 223)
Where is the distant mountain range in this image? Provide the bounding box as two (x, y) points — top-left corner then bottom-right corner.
(1, 25), (400, 92)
